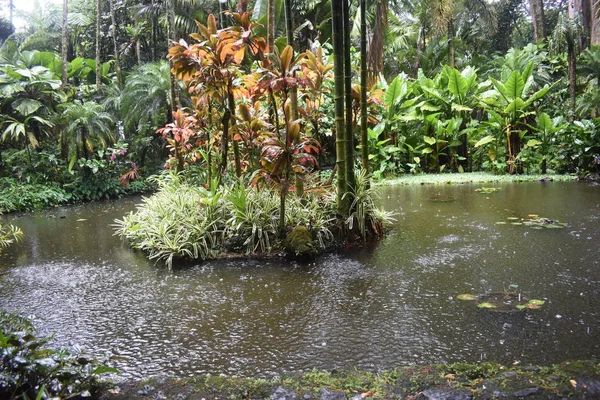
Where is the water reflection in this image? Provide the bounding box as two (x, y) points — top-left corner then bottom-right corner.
(0, 183), (599, 379)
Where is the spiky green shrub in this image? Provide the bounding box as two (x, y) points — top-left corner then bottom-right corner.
(114, 173), (343, 267)
(0, 222), (23, 254)
(114, 176), (225, 268)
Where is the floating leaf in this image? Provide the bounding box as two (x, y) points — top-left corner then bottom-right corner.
(528, 214), (539, 218)
(526, 303), (542, 310)
(511, 222), (523, 226)
(545, 224), (564, 229)
(457, 294), (477, 301)
(528, 299), (545, 305)
(477, 302), (497, 309)
(516, 304), (527, 310)
(507, 217), (519, 221)
(495, 222), (507, 225)
(76, 218), (87, 222)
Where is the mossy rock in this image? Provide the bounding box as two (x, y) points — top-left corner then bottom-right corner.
(284, 225), (316, 257)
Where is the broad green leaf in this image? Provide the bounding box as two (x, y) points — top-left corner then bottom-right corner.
(385, 76), (408, 108)
(421, 147), (434, 154)
(474, 135), (495, 147)
(537, 113), (552, 132)
(524, 86), (551, 107)
(447, 67), (468, 98)
(526, 139), (542, 147)
(13, 98), (43, 116)
(423, 136), (436, 145)
(504, 98), (526, 115)
(521, 61), (534, 85)
(451, 103), (472, 112)
(504, 70), (525, 100)
(420, 102), (440, 112)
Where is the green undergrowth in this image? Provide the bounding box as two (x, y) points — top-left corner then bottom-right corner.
(378, 172), (578, 186)
(102, 360), (600, 399)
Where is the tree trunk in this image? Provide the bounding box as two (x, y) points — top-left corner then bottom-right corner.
(229, 90), (242, 177)
(9, 0), (13, 28)
(331, 0), (349, 216)
(568, 40), (577, 115)
(369, 0), (387, 80)
(529, 0), (546, 42)
(593, 0), (600, 45)
(414, 26), (424, 76)
(267, 0), (275, 51)
(95, 0), (102, 91)
(237, 0), (248, 13)
(360, 0), (369, 176)
(61, 0), (68, 87)
(108, 0), (123, 89)
(166, 0), (179, 112)
(220, 108), (231, 176)
(447, 19), (455, 68)
(343, 0), (355, 192)
(568, 0), (591, 49)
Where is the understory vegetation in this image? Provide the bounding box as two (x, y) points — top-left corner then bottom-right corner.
(0, 311), (117, 399)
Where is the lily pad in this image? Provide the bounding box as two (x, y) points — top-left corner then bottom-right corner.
(516, 304), (528, 310)
(76, 218), (88, 222)
(457, 294), (477, 301)
(526, 303), (542, 310)
(545, 224), (564, 229)
(528, 299), (545, 305)
(507, 217), (520, 221)
(477, 302), (497, 309)
(495, 222), (507, 225)
(511, 222), (523, 226)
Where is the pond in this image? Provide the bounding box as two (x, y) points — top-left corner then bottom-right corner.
(1, 181), (599, 380)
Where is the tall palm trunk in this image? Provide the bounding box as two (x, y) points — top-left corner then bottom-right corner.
(109, 0), (123, 89)
(331, 0), (349, 216)
(166, 0), (182, 172)
(95, 0), (102, 91)
(61, 0), (68, 87)
(343, 0), (355, 192)
(360, 0), (369, 176)
(529, 0), (546, 42)
(568, 40), (577, 114)
(447, 19), (455, 68)
(267, 0), (275, 51)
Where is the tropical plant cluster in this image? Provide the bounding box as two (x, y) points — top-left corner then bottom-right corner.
(373, 45), (600, 178)
(0, 310), (118, 399)
(115, 174), (337, 267)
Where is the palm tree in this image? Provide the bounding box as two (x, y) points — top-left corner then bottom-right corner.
(551, 13), (585, 115)
(60, 101), (115, 160)
(118, 61), (174, 137)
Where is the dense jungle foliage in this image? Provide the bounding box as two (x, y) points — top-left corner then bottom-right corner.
(0, 0), (599, 220)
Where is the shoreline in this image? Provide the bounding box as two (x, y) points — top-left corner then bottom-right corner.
(99, 360), (600, 399)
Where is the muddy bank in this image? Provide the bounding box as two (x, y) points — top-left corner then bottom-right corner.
(100, 360), (600, 400)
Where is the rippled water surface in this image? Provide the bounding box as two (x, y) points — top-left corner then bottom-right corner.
(1, 182), (599, 379)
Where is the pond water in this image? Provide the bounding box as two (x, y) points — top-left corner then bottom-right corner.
(1, 181), (599, 380)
